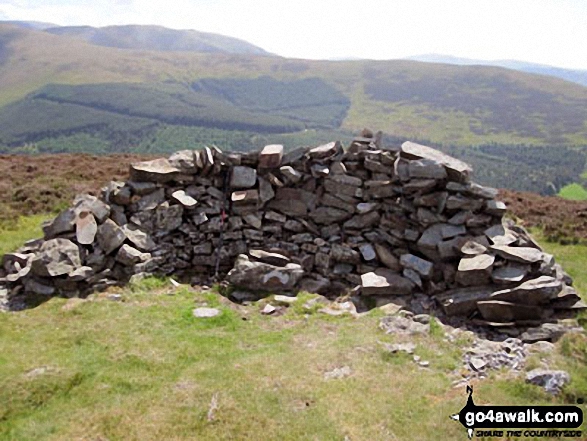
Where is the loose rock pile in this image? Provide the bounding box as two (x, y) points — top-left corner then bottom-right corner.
(1, 132), (584, 333)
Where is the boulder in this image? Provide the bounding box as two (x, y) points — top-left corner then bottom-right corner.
(455, 254), (495, 286)
(97, 219), (126, 255)
(171, 190), (198, 208)
(168, 150), (196, 173)
(477, 300), (544, 322)
(258, 144), (284, 168)
(226, 254), (304, 292)
(116, 244), (149, 266)
(361, 269), (414, 296)
(490, 276), (563, 305)
(249, 250), (291, 267)
(490, 245), (544, 264)
(525, 369), (570, 395)
(407, 158), (448, 180)
(308, 141), (341, 159)
(130, 158), (181, 183)
(31, 239), (82, 277)
(436, 285), (495, 316)
(401, 141), (472, 182)
(75, 211), (97, 245)
(121, 224), (156, 251)
(230, 166), (257, 189)
(400, 254), (433, 279)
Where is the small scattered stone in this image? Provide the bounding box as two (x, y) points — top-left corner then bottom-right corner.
(193, 307), (221, 318)
(324, 366), (352, 380)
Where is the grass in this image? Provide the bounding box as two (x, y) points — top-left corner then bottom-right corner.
(558, 183), (587, 201)
(1, 279), (585, 441)
(0, 218), (586, 440)
(536, 231), (587, 299)
(0, 213), (51, 256)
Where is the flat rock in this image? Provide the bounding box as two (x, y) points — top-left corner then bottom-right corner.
(526, 369), (570, 395)
(130, 158), (181, 183)
(359, 243), (376, 261)
(436, 285), (496, 316)
(361, 269), (414, 296)
(490, 276), (562, 304)
(477, 300), (543, 322)
(280, 166), (302, 183)
(171, 190), (198, 208)
(42, 209), (76, 238)
(486, 200), (507, 216)
(168, 150), (196, 173)
(491, 264), (528, 284)
(75, 211), (97, 245)
(249, 250), (291, 267)
(226, 254), (304, 292)
(356, 202), (379, 214)
(401, 141), (472, 182)
(230, 166), (257, 189)
(400, 254), (433, 279)
(74, 194), (111, 223)
(121, 223), (156, 251)
(258, 144), (283, 168)
(273, 294), (298, 305)
(193, 307), (221, 318)
(116, 244), (149, 266)
(460, 240), (487, 256)
(232, 190), (259, 205)
(456, 254), (495, 286)
(308, 141), (341, 159)
(261, 304), (277, 315)
(484, 224), (518, 246)
(490, 245), (544, 263)
(408, 158), (448, 179)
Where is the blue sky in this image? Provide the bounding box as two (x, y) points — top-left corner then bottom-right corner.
(1, 0), (586, 70)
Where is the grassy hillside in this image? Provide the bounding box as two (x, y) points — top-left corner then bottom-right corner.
(2, 24), (587, 147)
(44, 24), (271, 55)
(408, 54), (587, 88)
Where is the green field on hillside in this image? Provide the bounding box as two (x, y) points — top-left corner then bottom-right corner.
(559, 183), (587, 201)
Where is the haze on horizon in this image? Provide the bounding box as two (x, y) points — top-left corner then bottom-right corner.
(1, 0), (586, 71)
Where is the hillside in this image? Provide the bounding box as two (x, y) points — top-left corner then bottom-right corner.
(407, 54), (587, 88)
(43, 24), (271, 55)
(2, 24), (587, 147)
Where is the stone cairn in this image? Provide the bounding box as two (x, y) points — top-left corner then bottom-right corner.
(1, 132), (584, 334)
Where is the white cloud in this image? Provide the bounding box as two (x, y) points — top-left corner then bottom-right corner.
(1, 0), (586, 69)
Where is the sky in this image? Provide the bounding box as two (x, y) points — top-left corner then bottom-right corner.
(1, 0), (586, 70)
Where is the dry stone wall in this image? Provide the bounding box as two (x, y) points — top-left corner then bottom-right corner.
(1, 132), (584, 330)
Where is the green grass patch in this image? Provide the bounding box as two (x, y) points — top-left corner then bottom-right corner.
(558, 183), (587, 201)
(536, 232), (587, 301)
(0, 213), (51, 256)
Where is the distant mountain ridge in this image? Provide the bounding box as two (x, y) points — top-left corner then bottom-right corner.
(1, 21), (271, 55)
(2, 20), (58, 30)
(406, 54), (587, 88)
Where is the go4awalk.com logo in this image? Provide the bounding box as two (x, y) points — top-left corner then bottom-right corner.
(450, 386), (583, 439)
